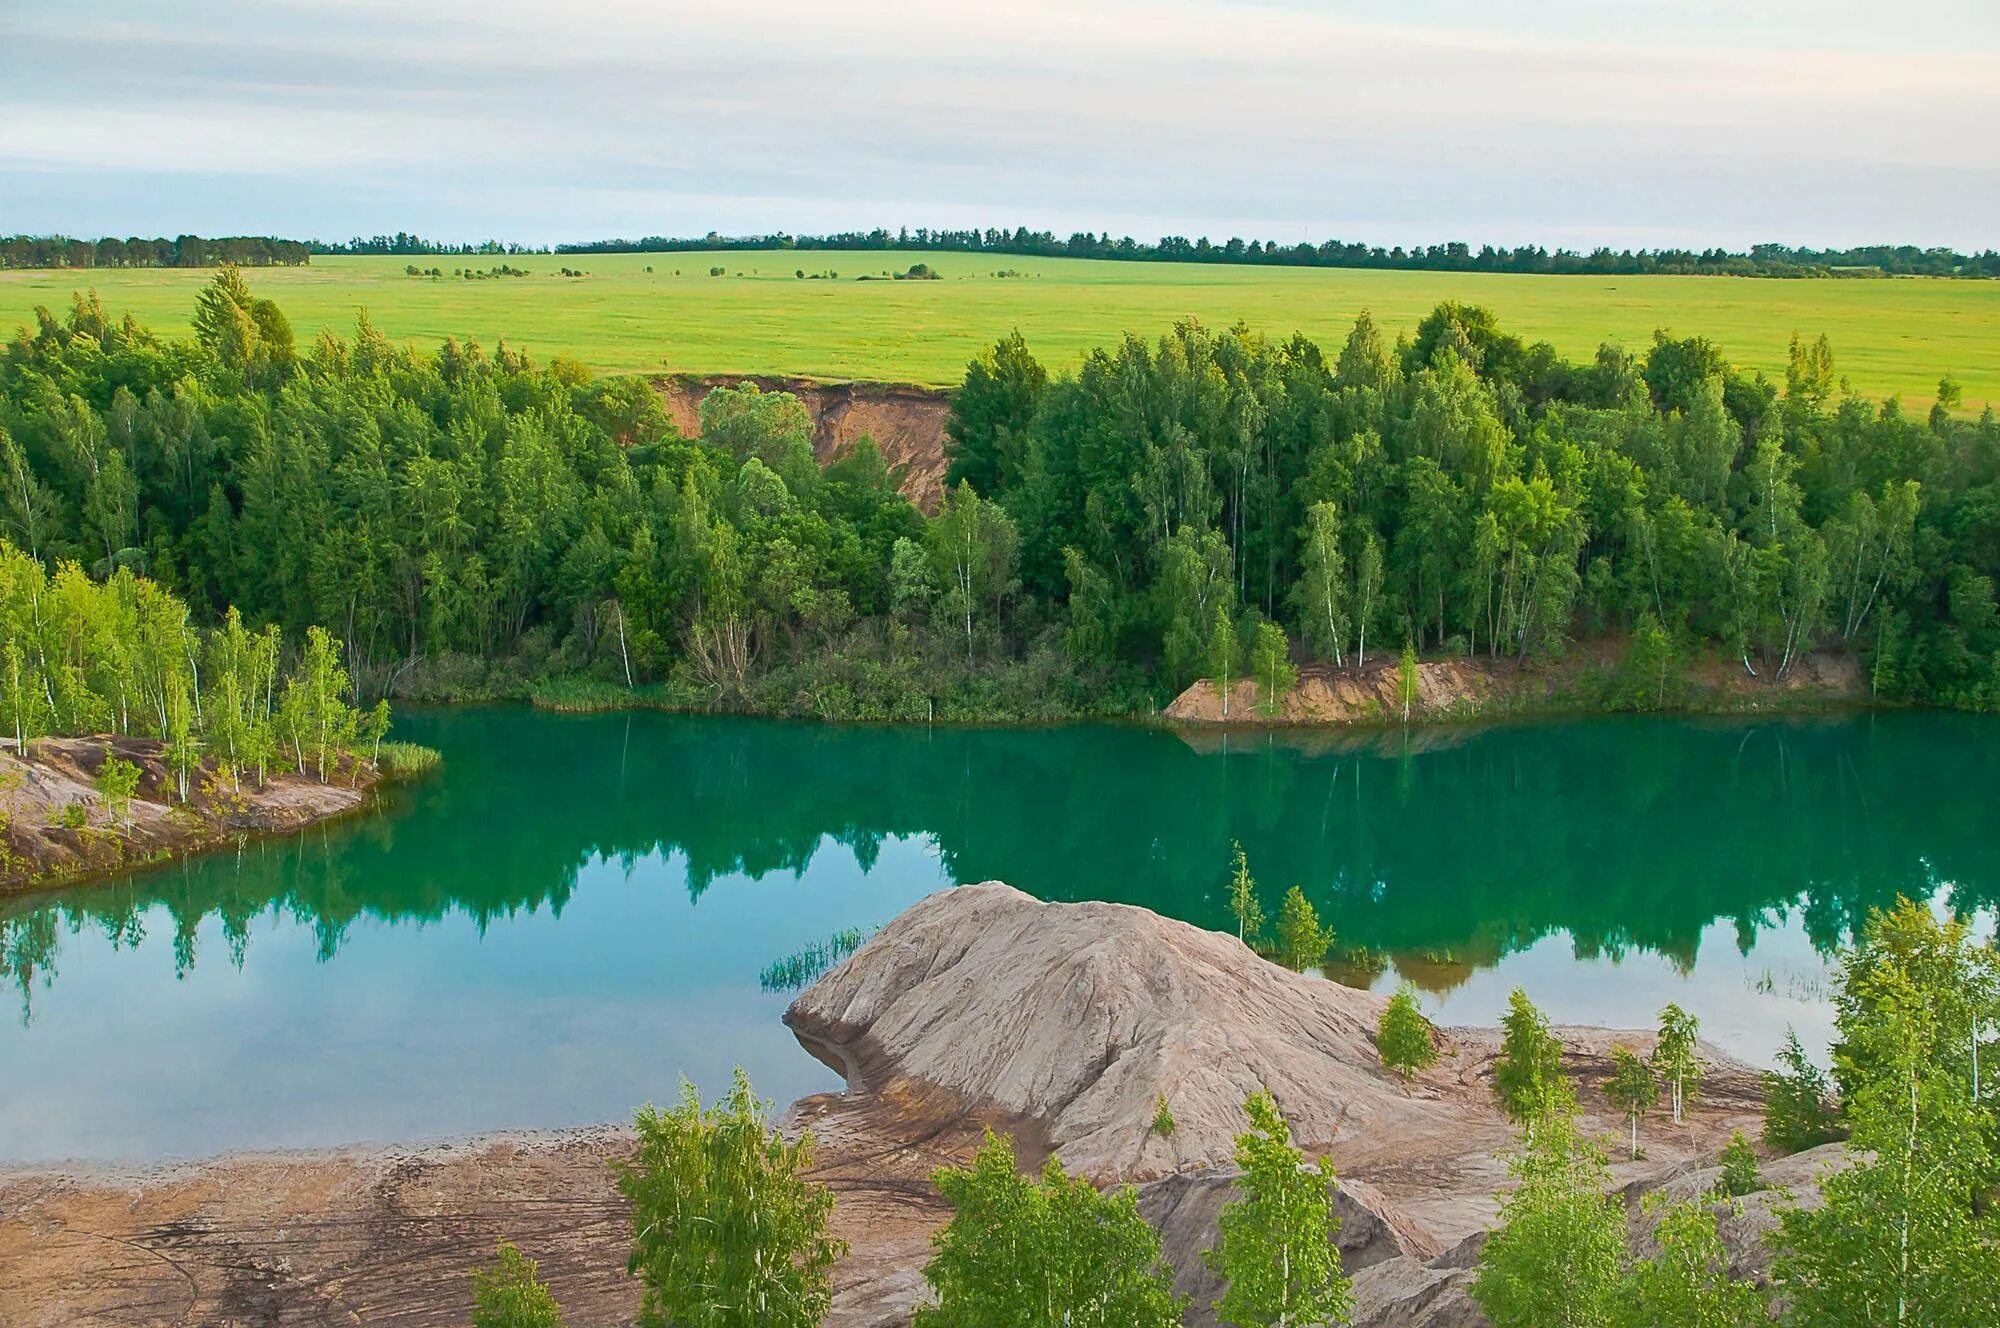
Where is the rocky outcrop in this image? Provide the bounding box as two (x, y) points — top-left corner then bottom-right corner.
(656, 374), (952, 511)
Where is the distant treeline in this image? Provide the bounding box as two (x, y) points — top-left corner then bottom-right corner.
(0, 233), (549, 270)
(558, 228), (2000, 279)
(0, 234), (314, 270)
(314, 232), (548, 257)
(9, 228), (1997, 278)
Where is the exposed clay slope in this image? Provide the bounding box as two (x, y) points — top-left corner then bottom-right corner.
(1166, 647), (1866, 726)
(1, 735), (376, 894)
(656, 374), (952, 511)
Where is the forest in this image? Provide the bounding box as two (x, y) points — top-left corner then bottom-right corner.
(2, 268), (1998, 725)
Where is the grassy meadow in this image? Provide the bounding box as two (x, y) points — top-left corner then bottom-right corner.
(3, 250), (1993, 410)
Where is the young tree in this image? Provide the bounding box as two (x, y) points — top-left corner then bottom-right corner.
(616, 1070), (844, 1328)
(1250, 619), (1295, 716)
(1226, 840), (1265, 945)
(1205, 1089), (1352, 1328)
(916, 1130), (1183, 1328)
(470, 1241), (567, 1328)
(1209, 601), (1240, 718)
(1715, 1131), (1760, 1197)
(1651, 1003), (1701, 1125)
(1605, 1045), (1658, 1161)
(1621, 1196), (1765, 1328)
(1377, 983), (1438, 1081)
(1274, 886), (1332, 973)
(1773, 942), (2000, 1328)
(1290, 502), (1347, 666)
(1472, 1098), (1625, 1328)
(1762, 1028), (1841, 1154)
(1353, 529), (1383, 667)
(1395, 640), (1418, 723)
(93, 755), (141, 820)
(1493, 988), (1567, 1130)
(927, 481), (1020, 662)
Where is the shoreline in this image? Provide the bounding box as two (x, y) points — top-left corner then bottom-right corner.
(0, 884), (1808, 1328)
(0, 736), (416, 901)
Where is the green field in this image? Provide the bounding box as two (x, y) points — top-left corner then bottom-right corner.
(4, 251), (1994, 410)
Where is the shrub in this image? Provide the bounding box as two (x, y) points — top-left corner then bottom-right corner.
(1377, 983), (1439, 1080)
(1716, 1130), (1762, 1197)
(617, 1071), (843, 1328)
(94, 755), (141, 818)
(470, 1241), (565, 1328)
(1274, 886), (1332, 972)
(1152, 1094), (1176, 1137)
(916, 1130), (1182, 1327)
(55, 801), (88, 830)
(1762, 1028), (1842, 1153)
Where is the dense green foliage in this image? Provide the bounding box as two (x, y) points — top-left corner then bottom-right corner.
(1376, 983), (1437, 1080)
(470, 1241), (567, 1328)
(616, 1070), (843, 1328)
(1774, 900), (2000, 1327)
(941, 307), (2000, 709)
(915, 1130), (1183, 1328)
(1, 543), (384, 794)
(1471, 1097), (1628, 1328)
(0, 274), (1144, 719)
(1206, 1089), (1353, 1328)
(1621, 1197), (1765, 1328)
(1715, 1132), (1761, 1198)
(7, 274), (1999, 722)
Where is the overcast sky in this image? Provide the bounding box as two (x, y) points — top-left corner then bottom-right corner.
(4, 0), (1997, 251)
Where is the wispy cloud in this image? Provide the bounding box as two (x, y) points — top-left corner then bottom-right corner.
(2, 0), (1995, 247)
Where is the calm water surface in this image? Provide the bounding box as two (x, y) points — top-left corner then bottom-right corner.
(4, 707), (1997, 1162)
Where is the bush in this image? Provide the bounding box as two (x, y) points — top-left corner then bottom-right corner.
(1377, 983), (1439, 1079)
(55, 801), (88, 830)
(1717, 1130), (1762, 1196)
(1762, 1028), (1842, 1153)
(617, 1071), (843, 1328)
(916, 1130), (1183, 1327)
(94, 755), (141, 817)
(1152, 1094), (1176, 1137)
(470, 1241), (565, 1328)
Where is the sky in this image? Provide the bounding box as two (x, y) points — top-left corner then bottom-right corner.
(4, 0), (1998, 252)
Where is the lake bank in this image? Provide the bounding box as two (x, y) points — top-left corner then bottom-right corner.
(0, 735), (395, 898)
(0, 885), (1812, 1328)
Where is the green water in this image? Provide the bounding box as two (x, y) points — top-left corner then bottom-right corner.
(3, 707), (1996, 1162)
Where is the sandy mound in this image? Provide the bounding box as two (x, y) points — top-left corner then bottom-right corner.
(787, 880), (1442, 1182)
